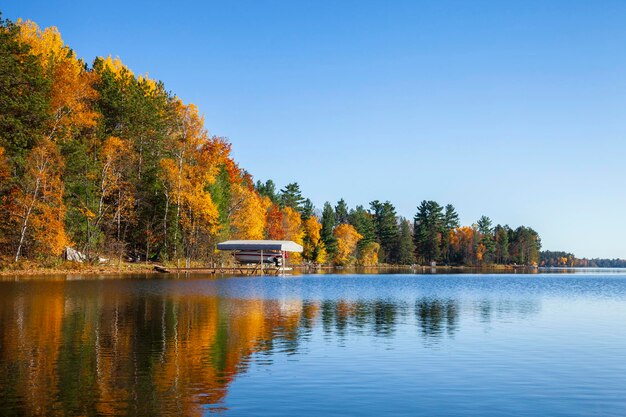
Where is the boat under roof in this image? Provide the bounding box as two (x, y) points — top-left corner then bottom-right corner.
(217, 240), (303, 252)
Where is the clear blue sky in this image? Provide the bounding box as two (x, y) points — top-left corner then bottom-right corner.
(5, 1), (626, 258)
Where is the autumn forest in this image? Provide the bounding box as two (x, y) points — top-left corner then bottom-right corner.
(0, 16), (543, 269)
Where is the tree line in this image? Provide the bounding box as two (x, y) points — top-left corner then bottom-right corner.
(0, 16), (541, 267)
(256, 179), (541, 266)
(540, 251), (626, 268)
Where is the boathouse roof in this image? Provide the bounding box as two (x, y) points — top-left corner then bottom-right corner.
(217, 240), (304, 252)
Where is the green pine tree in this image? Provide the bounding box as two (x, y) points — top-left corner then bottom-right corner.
(279, 182), (304, 211)
(476, 215), (495, 263)
(395, 218), (416, 265)
(300, 198), (315, 220)
(494, 224), (510, 264)
(441, 204), (460, 264)
(413, 200), (444, 264)
(348, 205), (376, 253)
(0, 16), (50, 164)
(320, 202), (337, 258)
(335, 198), (349, 225)
(370, 200), (399, 263)
(255, 179), (278, 203)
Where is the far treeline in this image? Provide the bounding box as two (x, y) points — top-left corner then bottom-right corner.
(0, 16), (541, 268)
(540, 251), (626, 268)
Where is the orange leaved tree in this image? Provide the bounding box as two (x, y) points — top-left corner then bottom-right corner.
(11, 140), (68, 261)
(265, 203), (284, 240)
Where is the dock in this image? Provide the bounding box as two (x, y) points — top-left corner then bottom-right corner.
(153, 264), (292, 275)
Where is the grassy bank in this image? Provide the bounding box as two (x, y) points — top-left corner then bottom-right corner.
(0, 259), (156, 276)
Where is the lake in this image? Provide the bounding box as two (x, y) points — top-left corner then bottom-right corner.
(0, 272), (625, 416)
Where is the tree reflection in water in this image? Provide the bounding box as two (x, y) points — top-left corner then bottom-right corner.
(0, 280), (540, 416)
(416, 298), (459, 339)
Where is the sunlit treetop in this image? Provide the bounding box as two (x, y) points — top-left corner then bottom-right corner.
(16, 19), (99, 138)
(100, 55), (134, 79)
(16, 19), (72, 66)
(137, 73), (159, 95)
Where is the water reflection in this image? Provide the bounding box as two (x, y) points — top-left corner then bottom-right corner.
(416, 298), (459, 339)
(0, 278), (545, 416)
(0, 283), (310, 416)
(320, 300), (408, 338)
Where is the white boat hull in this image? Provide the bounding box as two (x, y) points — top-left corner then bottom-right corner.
(234, 251), (283, 266)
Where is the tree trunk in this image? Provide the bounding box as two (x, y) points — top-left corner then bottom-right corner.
(163, 189), (169, 254)
(15, 177), (41, 262)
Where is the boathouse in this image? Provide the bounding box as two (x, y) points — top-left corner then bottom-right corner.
(217, 240), (303, 270)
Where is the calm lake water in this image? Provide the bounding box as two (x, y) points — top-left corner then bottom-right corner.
(0, 272), (625, 416)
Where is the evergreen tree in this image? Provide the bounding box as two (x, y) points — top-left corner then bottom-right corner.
(208, 167), (233, 237)
(279, 182), (304, 211)
(477, 215), (493, 234)
(476, 215), (495, 263)
(90, 59), (171, 258)
(509, 226), (541, 265)
(395, 218), (416, 265)
(255, 179), (277, 203)
(300, 198), (314, 220)
(370, 200), (399, 263)
(348, 205), (376, 252)
(444, 204), (460, 229)
(441, 204), (460, 264)
(335, 198), (349, 225)
(494, 224), (510, 264)
(320, 202), (337, 258)
(413, 200), (444, 264)
(0, 18), (55, 257)
(0, 17), (50, 164)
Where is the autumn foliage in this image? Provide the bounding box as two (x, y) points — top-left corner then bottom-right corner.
(333, 224), (362, 266)
(0, 16), (542, 268)
(302, 216), (327, 264)
(16, 20), (99, 141)
(0, 17), (337, 266)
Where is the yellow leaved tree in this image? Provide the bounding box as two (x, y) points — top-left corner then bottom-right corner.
(95, 136), (136, 249)
(302, 216), (326, 264)
(160, 100), (221, 266)
(450, 226), (477, 265)
(17, 20), (99, 142)
(100, 55), (134, 79)
(358, 241), (380, 266)
(282, 206), (304, 264)
(333, 224), (362, 266)
(229, 183), (270, 240)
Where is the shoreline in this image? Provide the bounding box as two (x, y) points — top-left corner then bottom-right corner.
(0, 263), (156, 277)
(0, 262), (537, 278)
